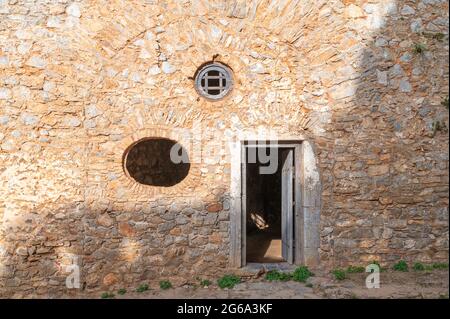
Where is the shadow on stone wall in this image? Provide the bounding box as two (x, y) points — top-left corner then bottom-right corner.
(1, 192), (231, 298)
(322, 0), (449, 267)
(0, 202), (85, 298)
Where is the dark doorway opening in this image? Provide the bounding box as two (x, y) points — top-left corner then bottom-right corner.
(246, 147), (294, 263)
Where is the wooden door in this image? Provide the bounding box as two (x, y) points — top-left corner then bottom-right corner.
(241, 145), (247, 266)
(281, 149), (294, 264)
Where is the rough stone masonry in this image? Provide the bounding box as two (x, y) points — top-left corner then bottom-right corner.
(0, 0), (448, 298)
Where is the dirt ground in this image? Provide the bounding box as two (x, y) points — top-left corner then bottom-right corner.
(86, 268), (449, 299)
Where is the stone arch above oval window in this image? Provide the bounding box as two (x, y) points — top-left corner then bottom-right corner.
(123, 138), (190, 187)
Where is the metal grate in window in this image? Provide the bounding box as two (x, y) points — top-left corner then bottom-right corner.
(195, 63), (233, 100)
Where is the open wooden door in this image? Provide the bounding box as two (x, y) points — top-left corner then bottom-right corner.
(281, 149), (294, 264)
(241, 145), (247, 267)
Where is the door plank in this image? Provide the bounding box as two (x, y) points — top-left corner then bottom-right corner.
(241, 145), (247, 267)
(282, 149), (294, 264)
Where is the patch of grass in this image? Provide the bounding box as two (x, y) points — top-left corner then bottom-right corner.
(159, 280), (172, 290)
(199, 279), (212, 287)
(265, 270), (292, 282)
(117, 288), (127, 295)
(136, 283), (149, 293)
(412, 43), (427, 54)
(432, 262), (449, 270)
(332, 269), (346, 281)
(393, 260), (409, 272)
(413, 262), (425, 271)
(101, 292), (115, 299)
(292, 266), (313, 283)
(305, 283), (313, 288)
(346, 265), (365, 273)
(439, 294), (449, 299)
(217, 275), (241, 289)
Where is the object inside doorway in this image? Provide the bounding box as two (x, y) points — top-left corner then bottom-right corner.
(246, 148), (284, 263)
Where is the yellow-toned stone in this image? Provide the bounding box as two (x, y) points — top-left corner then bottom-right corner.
(0, 0), (448, 298)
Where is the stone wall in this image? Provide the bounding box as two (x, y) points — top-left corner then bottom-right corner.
(0, 0), (448, 297)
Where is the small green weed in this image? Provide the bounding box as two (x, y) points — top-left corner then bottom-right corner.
(441, 96), (449, 110)
(117, 288), (127, 295)
(432, 262), (449, 270)
(332, 269), (346, 281)
(393, 260), (409, 272)
(217, 275), (241, 289)
(136, 283), (149, 293)
(413, 262), (425, 271)
(101, 292), (115, 299)
(159, 280), (172, 290)
(432, 120), (447, 137)
(346, 266), (365, 273)
(265, 270), (292, 282)
(424, 265), (434, 271)
(292, 266), (312, 283)
(413, 43), (427, 54)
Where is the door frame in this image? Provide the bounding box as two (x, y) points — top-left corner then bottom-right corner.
(231, 140), (304, 267)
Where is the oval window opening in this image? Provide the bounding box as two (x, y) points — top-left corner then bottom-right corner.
(124, 138), (190, 187)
